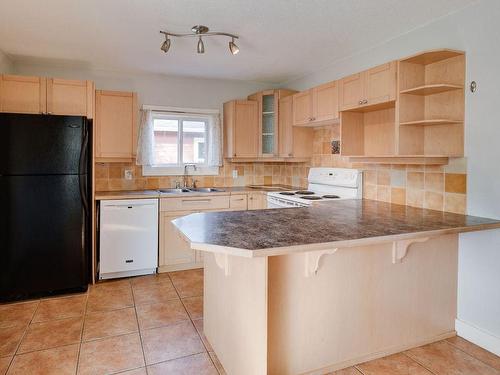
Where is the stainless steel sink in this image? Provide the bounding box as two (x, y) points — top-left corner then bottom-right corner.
(159, 188), (192, 193)
(189, 188), (226, 193)
(158, 187), (225, 194)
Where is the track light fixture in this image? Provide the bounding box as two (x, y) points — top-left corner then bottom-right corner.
(229, 37), (239, 55)
(160, 35), (171, 53)
(160, 25), (239, 55)
(197, 36), (205, 54)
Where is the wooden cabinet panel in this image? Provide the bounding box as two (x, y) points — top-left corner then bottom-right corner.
(340, 62), (396, 111)
(95, 90), (138, 161)
(0, 75), (46, 114)
(161, 195), (230, 212)
(230, 194), (248, 210)
(159, 211), (196, 268)
(47, 78), (94, 118)
(312, 81), (338, 122)
(364, 61), (396, 106)
(248, 192), (266, 210)
(339, 73), (364, 111)
(223, 100), (259, 158)
(292, 90), (312, 125)
(279, 96), (294, 157)
(279, 96), (313, 158)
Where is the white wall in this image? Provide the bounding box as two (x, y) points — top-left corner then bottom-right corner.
(12, 62), (271, 110)
(286, 0), (500, 354)
(0, 50), (13, 73)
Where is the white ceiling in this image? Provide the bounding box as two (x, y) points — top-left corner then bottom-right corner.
(0, 0), (475, 84)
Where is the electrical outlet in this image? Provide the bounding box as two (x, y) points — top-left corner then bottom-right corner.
(124, 169), (133, 180)
(232, 169), (238, 179)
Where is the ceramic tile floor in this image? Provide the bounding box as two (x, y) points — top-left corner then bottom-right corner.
(1, 268), (499, 374)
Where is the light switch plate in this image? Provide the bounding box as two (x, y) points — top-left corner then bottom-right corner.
(232, 169), (238, 179)
(124, 169), (133, 180)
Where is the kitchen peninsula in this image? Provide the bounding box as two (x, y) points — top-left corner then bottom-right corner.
(173, 199), (500, 375)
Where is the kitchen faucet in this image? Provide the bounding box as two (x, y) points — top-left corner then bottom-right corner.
(183, 164), (197, 188)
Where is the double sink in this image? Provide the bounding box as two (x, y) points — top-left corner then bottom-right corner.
(159, 187), (225, 194)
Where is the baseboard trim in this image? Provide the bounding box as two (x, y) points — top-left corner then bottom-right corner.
(303, 331), (456, 375)
(455, 319), (500, 356)
(158, 263), (203, 273)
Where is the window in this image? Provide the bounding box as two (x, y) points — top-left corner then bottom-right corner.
(142, 112), (219, 176)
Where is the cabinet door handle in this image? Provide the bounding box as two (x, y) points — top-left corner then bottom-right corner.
(363, 99), (368, 104)
(358, 100), (363, 105)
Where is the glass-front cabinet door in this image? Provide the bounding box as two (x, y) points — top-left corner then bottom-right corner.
(261, 93), (277, 156)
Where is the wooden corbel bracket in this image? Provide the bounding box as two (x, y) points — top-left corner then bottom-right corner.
(304, 248), (338, 277)
(392, 237), (430, 264)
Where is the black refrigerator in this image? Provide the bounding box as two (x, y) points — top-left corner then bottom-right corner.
(0, 113), (91, 302)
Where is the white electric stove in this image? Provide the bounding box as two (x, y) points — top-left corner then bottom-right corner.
(267, 167), (362, 208)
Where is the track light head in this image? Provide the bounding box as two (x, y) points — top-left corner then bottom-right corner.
(229, 38), (239, 55)
(197, 36), (205, 54)
(160, 36), (171, 53)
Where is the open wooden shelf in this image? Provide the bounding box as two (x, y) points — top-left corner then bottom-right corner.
(397, 49), (465, 157)
(293, 117), (340, 128)
(400, 49), (464, 65)
(400, 119), (462, 126)
(342, 100), (396, 113)
(348, 155), (449, 165)
(400, 84), (463, 96)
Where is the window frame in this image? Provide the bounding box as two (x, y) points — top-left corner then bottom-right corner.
(142, 111), (218, 176)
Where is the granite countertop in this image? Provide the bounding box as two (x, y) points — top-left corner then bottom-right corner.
(172, 199), (500, 257)
(94, 185), (298, 200)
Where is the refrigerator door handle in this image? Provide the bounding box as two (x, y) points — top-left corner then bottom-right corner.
(79, 122), (89, 215)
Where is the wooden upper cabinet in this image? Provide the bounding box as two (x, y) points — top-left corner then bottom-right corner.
(0, 74), (95, 117)
(364, 61), (396, 106)
(339, 61), (396, 111)
(95, 90), (138, 161)
(339, 73), (364, 111)
(292, 90), (312, 126)
(47, 78), (94, 118)
(223, 100), (259, 158)
(279, 96), (294, 157)
(0, 75), (46, 114)
(293, 81), (338, 126)
(312, 80), (339, 122)
(279, 96), (313, 158)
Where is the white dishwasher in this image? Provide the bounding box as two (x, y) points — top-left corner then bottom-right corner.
(99, 199), (158, 280)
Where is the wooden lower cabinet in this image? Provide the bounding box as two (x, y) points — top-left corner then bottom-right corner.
(248, 192), (267, 210)
(229, 194), (248, 210)
(159, 192), (266, 272)
(159, 210), (199, 272)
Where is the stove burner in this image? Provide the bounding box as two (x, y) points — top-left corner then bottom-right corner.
(279, 192), (296, 196)
(296, 190), (314, 195)
(300, 195), (323, 200)
(323, 195), (340, 199)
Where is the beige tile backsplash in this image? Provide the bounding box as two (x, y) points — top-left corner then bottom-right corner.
(95, 123), (467, 214)
(310, 124), (467, 214)
(95, 161), (310, 193)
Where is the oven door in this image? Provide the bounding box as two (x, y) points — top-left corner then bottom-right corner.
(267, 197), (286, 208)
(267, 195), (302, 208)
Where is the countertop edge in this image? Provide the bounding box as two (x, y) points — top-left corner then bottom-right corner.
(94, 186), (297, 200)
(182, 221), (500, 257)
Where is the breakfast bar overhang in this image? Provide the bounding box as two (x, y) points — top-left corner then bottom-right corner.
(173, 199), (500, 375)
